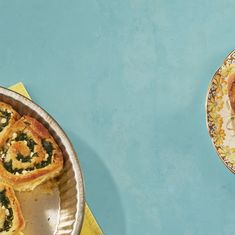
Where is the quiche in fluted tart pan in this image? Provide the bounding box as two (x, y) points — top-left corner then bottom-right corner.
(0, 87), (84, 235)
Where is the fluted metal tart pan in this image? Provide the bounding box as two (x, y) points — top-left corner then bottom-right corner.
(0, 86), (85, 235)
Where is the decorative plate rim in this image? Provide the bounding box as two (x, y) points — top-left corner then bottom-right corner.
(205, 49), (235, 174)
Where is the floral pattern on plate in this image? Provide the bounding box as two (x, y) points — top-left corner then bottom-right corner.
(206, 50), (235, 172)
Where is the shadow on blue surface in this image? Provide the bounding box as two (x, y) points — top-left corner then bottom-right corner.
(66, 130), (126, 235)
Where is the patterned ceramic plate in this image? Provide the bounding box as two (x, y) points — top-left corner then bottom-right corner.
(206, 50), (235, 173)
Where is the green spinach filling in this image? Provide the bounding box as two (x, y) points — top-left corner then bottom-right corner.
(16, 153), (37, 163)
(0, 110), (11, 132)
(14, 133), (37, 164)
(0, 190), (13, 232)
(34, 139), (53, 169)
(3, 159), (35, 173)
(15, 133), (36, 152)
(3, 132), (53, 173)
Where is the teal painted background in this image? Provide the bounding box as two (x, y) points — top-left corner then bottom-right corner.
(0, 0), (235, 234)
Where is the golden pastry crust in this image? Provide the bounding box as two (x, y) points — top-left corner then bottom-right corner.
(0, 102), (20, 146)
(0, 182), (25, 235)
(0, 115), (64, 191)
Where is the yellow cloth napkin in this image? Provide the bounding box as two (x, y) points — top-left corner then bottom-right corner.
(9, 82), (103, 235)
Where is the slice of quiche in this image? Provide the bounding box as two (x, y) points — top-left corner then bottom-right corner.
(0, 116), (64, 191)
(0, 182), (25, 235)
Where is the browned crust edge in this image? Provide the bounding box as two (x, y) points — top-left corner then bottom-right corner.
(0, 115), (63, 188)
(3, 182), (25, 233)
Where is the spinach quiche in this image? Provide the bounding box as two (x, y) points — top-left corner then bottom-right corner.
(0, 182), (25, 235)
(0, 102), (20, 146)
(0, 104), (64, 191)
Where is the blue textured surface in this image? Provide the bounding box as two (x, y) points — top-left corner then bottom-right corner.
(1, 1), (235, 234)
